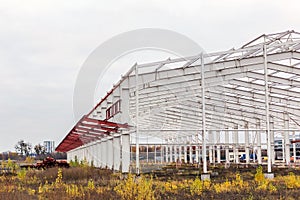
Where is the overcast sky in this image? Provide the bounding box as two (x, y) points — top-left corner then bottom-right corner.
(0, 0), (299, 152)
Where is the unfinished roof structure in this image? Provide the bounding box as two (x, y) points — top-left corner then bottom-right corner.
(57, 30), (300, 175)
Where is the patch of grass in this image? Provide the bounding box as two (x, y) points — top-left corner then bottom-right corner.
(0, 165), (300, 199)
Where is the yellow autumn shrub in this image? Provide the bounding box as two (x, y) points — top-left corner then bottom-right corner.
(114, 174), (155, 200)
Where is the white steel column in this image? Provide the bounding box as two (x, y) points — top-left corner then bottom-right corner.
(78, 148), (81, 162)
(146, 144), (149, 163)
(212, 132), (216, 164)
(179, 145), (182, 163)
(235, 127), (239, 164)
(270, 117), (275, 165)
(154, 145), (157, 163)
(121, 134), (130, 173)
(135, 64), (140, 174)
(245, 123), (250, 164)
(195, 135), (199, 163)
(284, 114), (290, 165)
(160, 145), (163, 163)
(216, 131), (221, 164)
(86, 145), (90, 164)
(201, 53), (207, 174)
(217, 145), (221, 164)
(225, 129), (230, 164)
(293, 132), (296, 163)
(107, 138), (113, 169)
(67, 150), (72, 163)
(184, 143), (187, 163)
(92, 144), (95, 165)
(93, 144), (97, 166)
(234, 126), (240, 163)
(209, 131), (213, 164)
(82, 148), (85, 161)
(264, 43), (272, 173)
(189, 143), (193, 164)
(175, 144), (179, 162)
(174, 144), (177, 162)
(81, 148), (84, 161)
(92, 144), (96, 166)
(91, 144), (96, 166)
(232, 127), (238, 163)
(102, 140), (107, 168)
(97, 142), (101, 168)
(170, 140), (173, 162)
(256, 120), (262, 164)
(113, 136), (121, 171)
(165, 144), (169, 163)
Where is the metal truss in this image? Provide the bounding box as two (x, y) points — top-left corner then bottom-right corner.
(123, 31), (300, 140)
(57, 30), (300, 174)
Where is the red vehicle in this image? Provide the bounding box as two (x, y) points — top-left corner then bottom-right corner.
(35, 157), (69, 169)
(290, 156), (300, 162)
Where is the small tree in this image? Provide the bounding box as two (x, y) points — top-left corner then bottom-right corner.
(15, 140), (32, 156)
(34, 144), (46, 156)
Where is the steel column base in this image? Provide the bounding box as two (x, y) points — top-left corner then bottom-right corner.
(201, 173), (210, 181)
(264, 173), (274, 179)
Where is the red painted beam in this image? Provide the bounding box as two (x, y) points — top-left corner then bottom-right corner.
(291, 139), (300, 144)
(56, 115), (130, 152)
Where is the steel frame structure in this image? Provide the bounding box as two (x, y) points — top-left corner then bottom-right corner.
(57, 30), (300, 174)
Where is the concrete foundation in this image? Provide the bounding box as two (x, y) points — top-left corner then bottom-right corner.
(201, 173), (211, 181)
(264, 173), (274, 179)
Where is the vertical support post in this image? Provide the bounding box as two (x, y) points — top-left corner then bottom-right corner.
(212, 131), (216, 164)
(245, 123), (250, 164)
(263, 43), (272, 174)
(89, 145), (92, 164)
(209, 131), (213, 164)
(293, 132), (296, 163)
(91, 145), (95, 167)
(170, 140), (173, 163)
(97, 142), (101, 168)
(81, 148), (84, 161)
(86, 145), (90, 164)
(282, 138), (285, 163)
(121, 134), (130, 173)
(225, 129), (230, 164)
(154, 145), (157, 163)
(165, 143), (169, 163)
(235, 126), (239, 164)
(160, 144), (163, 164)
(284, 114), (290, 165)
(179, 144), (182, 163)
(256, 120), (262, 164)
(175, 144), (178, 162)
(135, 64), (140, 174)
(184, 143), (187, 163)
(195, 135), (199, 163)
(217, 145), (221, 164)
(92, 144), (95, 165)
(102, 140), (107, 168)
(113, 136), (121, 171)
(270, 117), (275, 165)
(89, 145), (92, 165)
(189, 143), (193, 164)
(107, 138), (113, 170)
(92, 144), (96, 165)
(215, 131), (221, 164)
(232, 130), (236, 163)
(201, 53), (208, 179)
(146, 144), (149, 163)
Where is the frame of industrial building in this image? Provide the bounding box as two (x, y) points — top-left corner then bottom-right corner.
(56, 30), (300, 177)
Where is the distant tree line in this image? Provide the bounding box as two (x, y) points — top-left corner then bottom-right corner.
(3, 139), (67, 161)
(14, 139), (46, 157)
